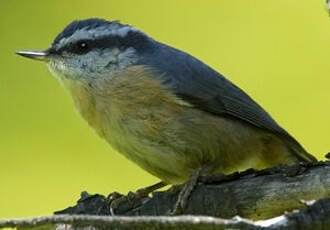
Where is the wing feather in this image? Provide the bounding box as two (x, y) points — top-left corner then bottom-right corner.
(138, 42), (316, 162)
(140, 42), (286, 135)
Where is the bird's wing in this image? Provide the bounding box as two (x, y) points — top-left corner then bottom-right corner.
(139, 43), (317, 162)
(142, 43), (287, 135)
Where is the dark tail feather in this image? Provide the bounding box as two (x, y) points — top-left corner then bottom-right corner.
(281, 134), (317, 162)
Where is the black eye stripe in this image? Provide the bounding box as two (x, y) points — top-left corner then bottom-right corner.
(59, 39), (93, 54)
(56, 37), (119, 54)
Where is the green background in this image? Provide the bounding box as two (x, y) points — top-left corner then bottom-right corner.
(1, 0), (329, 218)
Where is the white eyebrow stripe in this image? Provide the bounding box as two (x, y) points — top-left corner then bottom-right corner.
(55, 26), (139, 50)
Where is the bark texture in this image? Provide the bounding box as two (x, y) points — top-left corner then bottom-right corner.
(56, 162), (330, 220)
(1, 198), (330, 230)
(1, 162), (330, 230)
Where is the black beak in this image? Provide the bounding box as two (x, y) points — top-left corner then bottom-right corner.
(15, 50), (50, 61)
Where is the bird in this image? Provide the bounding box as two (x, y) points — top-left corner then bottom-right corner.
(16, 18), (317, 214)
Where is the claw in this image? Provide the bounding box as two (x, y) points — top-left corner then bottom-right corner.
(107, 181), (166, 215)
(109, 194), (129, 215)
(107, 191), (123, 201)
(107, 192), (124, 215)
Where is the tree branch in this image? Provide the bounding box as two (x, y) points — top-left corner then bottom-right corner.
(1, 162), (330, 229)
(55, 162), (330, 220)
(1, 198), (330, 230)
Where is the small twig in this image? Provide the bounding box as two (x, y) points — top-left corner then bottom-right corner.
(1, 198), (330, 230)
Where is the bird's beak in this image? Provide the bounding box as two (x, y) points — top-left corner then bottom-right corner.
(15, 50), (50, 62)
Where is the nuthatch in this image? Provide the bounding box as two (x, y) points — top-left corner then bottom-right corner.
(16, 18), (316, 214)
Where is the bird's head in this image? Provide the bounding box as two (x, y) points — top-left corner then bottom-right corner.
(16, 18), (153, 83)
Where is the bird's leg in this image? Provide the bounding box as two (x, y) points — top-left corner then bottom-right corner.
(172, 168), (203, 215)
(108, 181), (167, 215)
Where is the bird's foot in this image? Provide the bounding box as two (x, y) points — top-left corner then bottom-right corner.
(108, 181), (166, 215)
(107, 190), (140, 215)
(171, 168), (202, 215)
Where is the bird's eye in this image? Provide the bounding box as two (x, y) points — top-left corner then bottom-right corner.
(75, 41), (90, 53)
